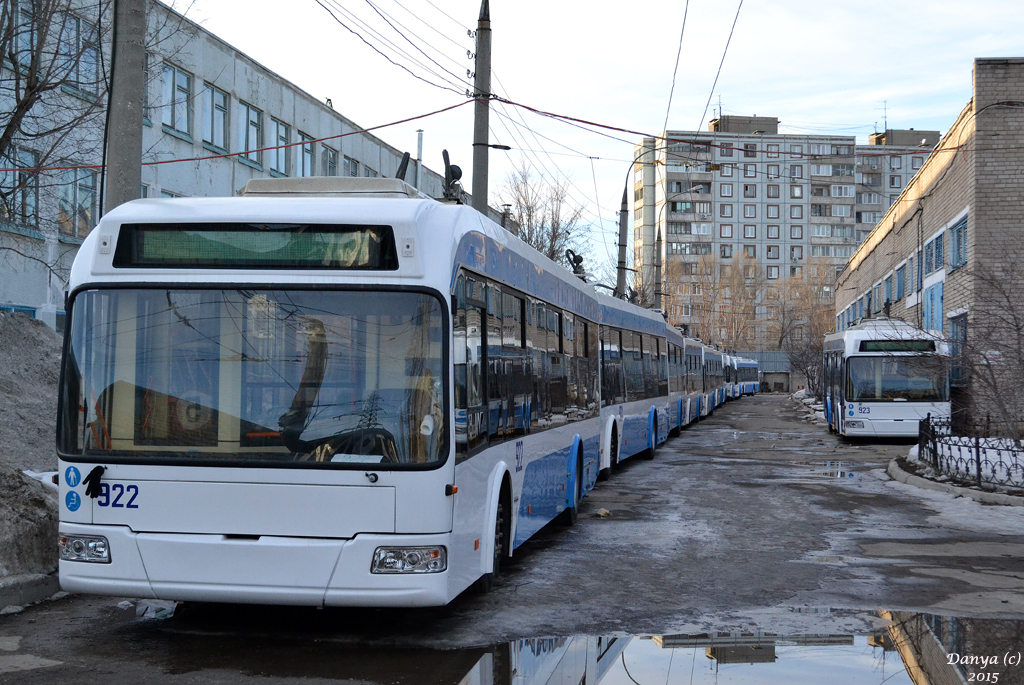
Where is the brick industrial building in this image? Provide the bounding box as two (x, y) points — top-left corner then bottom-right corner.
(835, 58), (1024, 420)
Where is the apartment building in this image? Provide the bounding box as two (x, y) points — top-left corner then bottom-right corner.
(835, 58), (1024, 419)
(633, 117), (938, 348)
(0, 0), (486, 331)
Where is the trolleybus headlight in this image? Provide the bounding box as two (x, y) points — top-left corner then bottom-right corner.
(846, 420), (865, 428)
(59, 533), (110, 563)
(371, 546), (447, 574)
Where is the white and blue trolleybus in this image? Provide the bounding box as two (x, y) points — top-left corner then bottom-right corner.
(56, 178), (608, 607)
(823, 317), (950, 437)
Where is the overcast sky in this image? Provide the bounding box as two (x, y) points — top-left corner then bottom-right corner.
(178, 0), (1024, 276)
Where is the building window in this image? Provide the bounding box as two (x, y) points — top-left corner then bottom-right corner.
(743, 204), (756, 218)
(767, 144), (779, 158)
(907, 256), (915, 294)
(58, 168), (96, 238)
(298, 132), (315, 177)
(720, 143), (733, 157)
(949, 217), (968, 270)
(720, 244), (733, 258)
(912, 156), (923, 170)
(884, 275), (893, 304)
(363, 166), (378, 177)
(890, 155), (902, 170)
(720, 224), (733, 238)
(743, 184), (756, 198)
(767, 184), (780, 198)
(201, 83), (229, 150)
(162, 63), (192, 135)
(767, 225), (780, 239)
(810, 164), (832, 176)
(62, 15), (99, 93)
(895, 265), (906, 299)
(790, 185), (803, 199)
(320, 145), (338, 176)
(810, 245), (831, 257)
(791, 245), (803, 260)
(790, 205), (803, 219)
(832, 205), (851, 218)
(890, 175), (901, 189)
(767, 245), (779, 259)
(743, 245), (756, 258)
(743, 143), (757, 158)
(950, 314), (967, 385)
(790, 165), (803, 179)
(743, 224), (756, 239)
(767, 164), (780, 179)
(720, 204), (733, 218)
(831, 184), (854, 197)
(720, 183), (733, 197)
(767, 266), (779, 279)
(720, 163), (733, 177)
(344, 156), (360, 177)
(791, 266), (803, 278)
(766, 205), (780, 219)
(812, 225), (831, 238)
(0, 146), (38, 227)
(743, 164), (756, 178)
(790, 225), (803, 239)
(268, 119), (289, 175)
(790, 144), (803, 157)
(239, 101), (262, 165)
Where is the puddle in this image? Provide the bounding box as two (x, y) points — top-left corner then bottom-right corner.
(116, 608), (1024, 683)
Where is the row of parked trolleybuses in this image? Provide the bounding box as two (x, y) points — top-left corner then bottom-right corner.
(55, 177), (758, 609)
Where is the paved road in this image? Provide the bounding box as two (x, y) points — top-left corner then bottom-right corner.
(3, 394), (1023, 681)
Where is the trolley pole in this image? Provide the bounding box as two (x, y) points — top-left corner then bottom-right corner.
(470, 0), (491, 213)
(104, 0), (147, 213)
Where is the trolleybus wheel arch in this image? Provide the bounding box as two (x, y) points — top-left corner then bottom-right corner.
(559, 446), (583, 526)
(475, 477), (511, 593)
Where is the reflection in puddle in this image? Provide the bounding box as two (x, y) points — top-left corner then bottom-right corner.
(135, 608), (1024, 684)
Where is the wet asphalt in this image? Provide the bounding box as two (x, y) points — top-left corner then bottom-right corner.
(3, 394), (1023, 682)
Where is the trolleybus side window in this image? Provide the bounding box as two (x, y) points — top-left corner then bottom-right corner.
(454, 275), (487, 459)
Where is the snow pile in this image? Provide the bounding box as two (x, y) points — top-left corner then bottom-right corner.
(0, 312), (62, 472)
(0, 463), (58, 577)
(0, 313), (61, 579)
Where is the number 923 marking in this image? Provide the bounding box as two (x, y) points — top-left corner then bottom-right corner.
(858, 406), (871, 414)
(96, 483), (139, 509)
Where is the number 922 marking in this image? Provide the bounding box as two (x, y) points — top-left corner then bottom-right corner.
(96, 483), (140, 509)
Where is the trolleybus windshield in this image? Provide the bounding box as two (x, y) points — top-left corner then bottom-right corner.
(59, 288), (446, 467)
(846, 355), (948, 402)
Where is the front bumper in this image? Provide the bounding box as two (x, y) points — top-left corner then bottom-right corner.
(58, 522), (452, 607)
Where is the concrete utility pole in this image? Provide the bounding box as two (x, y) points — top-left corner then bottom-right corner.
(104, 0), (147, 213)
(615, 187), (629, 298)
(654, 228), (663, 311)
(470, 0), (491, 213)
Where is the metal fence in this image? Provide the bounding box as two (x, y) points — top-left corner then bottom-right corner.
(918, 415), (1024, 490)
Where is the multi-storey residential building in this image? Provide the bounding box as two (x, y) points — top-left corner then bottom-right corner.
(633, 116), (937, 349)
(835, 58), (1024, 420)
(0, 1), (489, 331)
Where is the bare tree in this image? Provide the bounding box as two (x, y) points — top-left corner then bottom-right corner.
(950, 245), (1024, 436)
(497, 161), (589, 267)
(782, 257), (835, 398)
